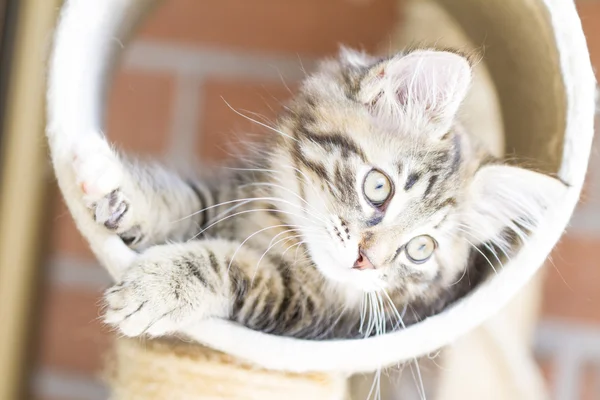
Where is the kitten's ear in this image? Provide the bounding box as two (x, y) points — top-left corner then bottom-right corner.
(359, 50), (472, 132)
(463, 165), (567, 245)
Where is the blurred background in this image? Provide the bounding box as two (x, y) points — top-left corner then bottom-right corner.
(0, 0), (598, 399)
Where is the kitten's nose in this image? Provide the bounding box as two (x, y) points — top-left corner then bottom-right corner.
(353, 250), (375, 270)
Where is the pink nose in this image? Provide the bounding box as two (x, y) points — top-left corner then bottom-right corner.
(353, 250), (375, 270)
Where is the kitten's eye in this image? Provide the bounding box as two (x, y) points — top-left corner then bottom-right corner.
(363, 169), (392, 207)
(405, 235), (436, 263)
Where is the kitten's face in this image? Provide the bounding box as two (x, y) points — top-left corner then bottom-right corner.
(296, 128), (472, 295)
(272, 49), (564, 297)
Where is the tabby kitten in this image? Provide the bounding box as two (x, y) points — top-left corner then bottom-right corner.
(96, 48), (563, 340)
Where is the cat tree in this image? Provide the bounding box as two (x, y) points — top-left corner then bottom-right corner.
(46, 0), (595, 398)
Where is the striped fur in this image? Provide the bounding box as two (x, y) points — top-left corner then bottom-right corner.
(100, 48), (565, 340)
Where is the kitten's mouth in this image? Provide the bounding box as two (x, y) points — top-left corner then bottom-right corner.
(353, 250), (375, 270)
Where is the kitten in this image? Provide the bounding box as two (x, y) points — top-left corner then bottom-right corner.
(89, 47), (564, 340)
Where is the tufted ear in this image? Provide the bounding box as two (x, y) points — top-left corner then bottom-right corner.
(462, 165), (567, 248)
(358, 50), (472, 133)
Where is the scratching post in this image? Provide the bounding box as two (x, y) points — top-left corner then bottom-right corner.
(108, 339), (347, 400)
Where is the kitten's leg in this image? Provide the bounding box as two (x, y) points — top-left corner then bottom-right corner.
(103, 238), (327, 338)
(72, 138), (214, 248)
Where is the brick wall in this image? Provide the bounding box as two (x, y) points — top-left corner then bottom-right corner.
(32, 1), (600, 399)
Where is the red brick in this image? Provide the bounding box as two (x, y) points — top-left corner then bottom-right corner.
(537, 357), (554, 381)
(536, 358), (599, 399)
(138, 0), (399, 56)
(537, 357), (555, 393)
(581, 364), (599, 400)
(542, 235), (600, 323)
(578, 2), (600, 78)
(36, 285), (111, 375)
(48, 186), (94, 260)
(106, 70), (175, 155)
(198, 79), (297, 163)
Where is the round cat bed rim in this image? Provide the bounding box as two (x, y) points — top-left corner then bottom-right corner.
(47, 0), (595, 374)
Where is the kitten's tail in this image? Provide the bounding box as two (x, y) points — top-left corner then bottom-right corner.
(46, 0), (149, 280)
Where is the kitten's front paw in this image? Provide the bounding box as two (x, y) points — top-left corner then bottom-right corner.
(103, 252), (209, 337)
(71, 137), (143, 245)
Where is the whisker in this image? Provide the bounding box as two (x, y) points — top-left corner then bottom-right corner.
(292, 242), (307, 264)
(367, 292), (377, 337)
(252, 233), (305, 282)
(408, 360), (427, 400)
(313, 303), (348, 340)
(189, 208), (317, 241)
(449, 259), (469, 286)
(375, 291), (386, 336)
(238, 108), (277, 127)
(221, 97), (298, 142)
(279, 163), (335, 215)
(359, 292), (367, 335)
(456, 229), (498, 275)
(207, 194), (326, 228)
(456, 223), (511, 263)
(366, 367), (382, 400)
(223, 166), (280, 175)
(227, 224), (299, 273)
(456, 227), (506, 274)
(380, 289), (426, 400)
(251, 228), (328, 282)
(281, 239), (308, 258)
(240, 181), (325, 219)
(177, 195), (324, 239)
(268, 227), (308, 248)
(172, 197), (273, 223)
(224, 163), (336, 218)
